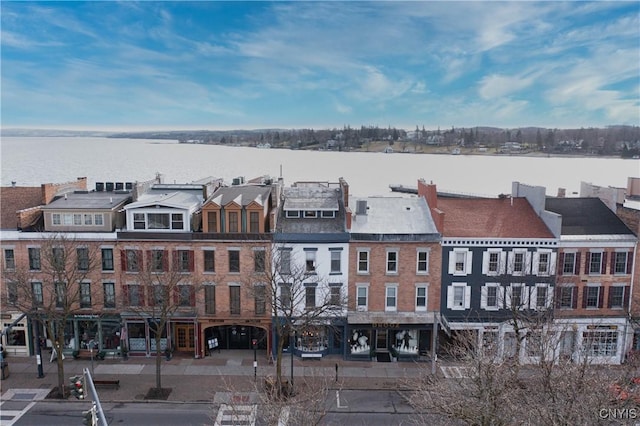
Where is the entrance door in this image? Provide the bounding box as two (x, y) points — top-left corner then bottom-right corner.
(376, 330), (388, 350)
(175, 325), (195, 352)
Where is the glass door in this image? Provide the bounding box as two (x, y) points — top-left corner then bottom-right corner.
(376, 329), (388, 350)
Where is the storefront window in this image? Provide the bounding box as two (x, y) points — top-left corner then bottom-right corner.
(101, 321), (121, 350)
(297, 326), (327, 352)
(7, 329), (26, 346)
(393, 330), (418, 354)
(149, 320), (168, 351)
(78, 321), (99, 349)
(128, 322), (147, 352)
(350, 329), (371, 355)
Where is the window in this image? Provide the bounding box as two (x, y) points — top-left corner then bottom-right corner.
(255, 285), (266, 315)
(254, 250), (265, 272)
(447, 284), (471, 310)
(481, 284), (502, 310)
(80, 282), (91, 308)
(29, 247), (41, 270)
(304, 210), (317, 218)
(229, 250), (240, 273)
(103, 282), (115, 308)
(558, 286), (576, 309)
(4, 249), (15, 270)
(305, 250), (316, 273)
(385, 286), (397, 311)
(171, 213), (184, 230)
(608, 286), (628, 309)
(532, 250), (554, 276)
(280, 284), (292, 310)
(94, 214), (103, 226)
(321, 211), (335, 218)
(329, 285), (341, 306)
(178, 285), (193, 307)
(126, 285), (142, 307)
(148, 213), (170, 229)
(537, 253), (549, 275)
(150, 285), (164, 306)
(77, 248), (89, 271)
(102, 248), (114, 271)
(507, 284), (527, 310)
(279, 249), (291, 274)
(73, 214), (82, 226)
(175, 250), (193, 272)
(52, 247), (64, 269)
(7, 281), (17, 305)
(562, 252), (577, 275)
(449, 249), (472, 276)
(417, 250), (429, 274)
(589, 252), (603, 274)
(205, 285), (216, 314)
(534, 284), (549, 309)
(83, 214), (93, 225)
(305, 286), (316, 309)
(150, 249), (165, 272)
(386, 250), (398, 274)
(489, 252), (500, 273)
(356, 286), (368, 311)
(614, 252), (631, 275)
(416, 286), (427, 311)
(207, 211), (218, 232)
(204, 250), (215, 272)
(133, 213), (145, 229)
(52, 213), (61, 225)
(249, 211), (260, 233)
(55, 282), (66, 308)
(230, 286), (241, 315)
(453, 286), (465, 309)
(330, 250), (341, 273)
(583, 331), (617, 357)
(583, 286), (603, 309)
(357, 250), (369, 274)
(513, 253), (525, 273)
(124, 249), (140, 272)
(63, 213), (73, 225)
(32, 282), (43, 307)
(285, 210), (300, 218)
(228, 212), (239, 232)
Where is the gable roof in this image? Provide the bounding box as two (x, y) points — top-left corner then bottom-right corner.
(545, 197), (636, 236)
(437, 197), (554, 238)
(206, 185), (271, 208)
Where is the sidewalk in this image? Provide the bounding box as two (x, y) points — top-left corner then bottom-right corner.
(0, 351), (435, 403)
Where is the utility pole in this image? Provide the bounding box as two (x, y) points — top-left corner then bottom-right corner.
(83, 368), (108, 426)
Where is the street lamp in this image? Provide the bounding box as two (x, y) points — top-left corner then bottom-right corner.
(32, 312), (44, 378)
(252, 338), (258, 382)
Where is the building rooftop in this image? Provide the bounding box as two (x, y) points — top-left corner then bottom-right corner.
(545, 197), (636, 236)
(207, 185), (271, 207)
(125, 190), (202, 210)
(349, 196), (439, 236)
(437, 197), (555, 238)
(0, 186), (43, 229)
(42, 191), (131, 210)
(282, 186), (340, 211)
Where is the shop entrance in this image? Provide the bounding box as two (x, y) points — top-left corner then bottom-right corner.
(376, 329), (388, 350)
(204, 325), (267, 351)
(175, 325), (195, 352)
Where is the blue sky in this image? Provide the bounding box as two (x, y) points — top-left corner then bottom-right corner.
(1, 1), (639, 131)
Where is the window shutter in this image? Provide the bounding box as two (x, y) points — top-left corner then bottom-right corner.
(173, 287), (179, 304)
(163, 250), (169, 272)
(500, 252), (507, 274)
(574, 252), (581, 275)
(482, 252), (489, 275)
(571, 287), (578, 309)
(448, 253), (456, 274)
(464, 286), (471, 309)
(607, 286), (613, 308)
(548, 252), (557, 275)
(480, 285), (488, 309)
(582, 287), (588, 309)
(506, 252), (514, 274)
(624, 285), (631, 308)
(137, 250), (143, 270)
(524, 252), (532, 274)
(189, 286), (195, 306)
(121, 250), (127, 271)
(554, 286), (561, 309)
(465, 251), (473, 275)
(172, 251), (178, 270)
(584, 252), (591, 274)
(139, 286), (145, 307)
(598, 287), (604, 308)
(558, 253), (565, 276)
(189, 251), (195, 272)
(446, 286), (454, 309)
(122, 285), (129, 306)
(627, 252), (633, 275)
(146, 250), (152, 268)
(601, 252), (607, 275)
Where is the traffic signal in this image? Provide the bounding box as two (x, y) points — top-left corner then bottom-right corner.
(69, 375), (85, 400)
(82, 405), (97, 426)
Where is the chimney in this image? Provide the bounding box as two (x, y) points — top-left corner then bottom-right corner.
(432, 208), (445, 234)
(339, 177), (349, 208)
(557, 188), (566, 198)
(418, 178), (438, 209)
(11, 181), (16, 187)
(345, 207), (352, 230)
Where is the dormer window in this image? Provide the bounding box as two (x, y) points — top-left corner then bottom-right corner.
(321, 211), (335, 218)
(285, 210), (299, 218)
(131, 212), (185, 230)
(304, 210), (317, 218)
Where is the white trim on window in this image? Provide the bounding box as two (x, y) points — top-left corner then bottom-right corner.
(482, 249), (506, 276)
(447, 283), (471, 310)
(356, 283), (369, 312)
(385, 284), (398, 312)
(357, 249), (370, 274)
(505, 283), (528, 310)
(416, 248), (430, 275)
(530, 283), (552, 310)
(449, 249), (473, 276)
(415, 284), (428, 312)
(532, 249), (556, 276)
(507, 249), (531, 276)
(480, 283), (503, 311)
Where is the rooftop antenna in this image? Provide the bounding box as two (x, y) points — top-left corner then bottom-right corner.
(279, 164), (282, 179)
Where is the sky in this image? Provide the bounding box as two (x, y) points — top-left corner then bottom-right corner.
(1, 1), (639, 131)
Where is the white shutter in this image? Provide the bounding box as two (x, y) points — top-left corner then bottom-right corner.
(507, 252), (515, 274)
(447, 286), (454, 309)
(524, 252), (533, 274)
(482, 252), (490, 275)
(521, 285), (530, 310)
(532, 252), (540, 275)
(480, 285), (488, 309)
(499, 251), (507, 274)
(465, 251), (473, 275)
(464, 286), (471, 309)
(498, 286), (506, 309)
(448, 252), (456, 274)
(548, 252), (557, 275)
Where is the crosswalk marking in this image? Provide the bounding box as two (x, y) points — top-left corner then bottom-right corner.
(0, 388), (51, 426)
(214, 403), (257, 426)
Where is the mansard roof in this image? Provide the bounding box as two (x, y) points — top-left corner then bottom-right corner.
(545, 197), (636, 236)
(437, 197), (554, 238)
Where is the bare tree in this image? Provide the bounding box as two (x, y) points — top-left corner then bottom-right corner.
(4, 234), (101, 398)
(122, 248), (203, 397)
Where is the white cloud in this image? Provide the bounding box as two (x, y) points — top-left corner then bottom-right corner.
(478, 74), (535, 100)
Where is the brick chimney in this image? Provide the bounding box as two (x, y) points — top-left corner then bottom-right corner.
(345, 207), (352, 230)
(339, 177), (349, 208)
(418, 178), (444, 233)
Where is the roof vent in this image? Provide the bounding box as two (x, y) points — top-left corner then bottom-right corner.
(356, 200), (367, 215)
